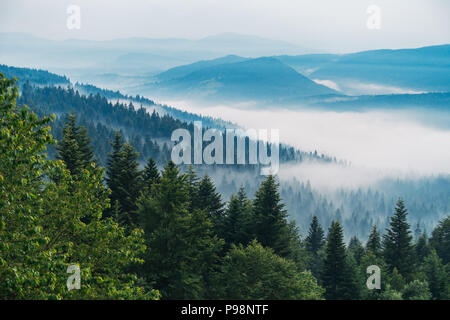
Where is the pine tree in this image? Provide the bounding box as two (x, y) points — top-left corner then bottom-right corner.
(348, 236), (365, 265)
(429, 216), (450, 264)
(252, 175), (290, 257)
(305, 216), (325, 256)
(56, 112), (94, 176)
(142, 157), (160, 191)
(222, 186), (254, 247)
(186, 165), (200, 211)
(415, 232), (431, 262)
(137, 161), (223, 299)
(322, 221), (357, 300)
(382, 199), (415, 280)
(196, 174), (225, 235)
(423, 250), (447, 300)
(366, 225), (381, 256)
(105, 131), (124, 219)
(117, 143), (142, 227)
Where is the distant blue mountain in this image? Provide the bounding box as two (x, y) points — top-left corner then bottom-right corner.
(144, 57), (338, 102)
(277, 44), (450, 93)
(156, 55), (250, 81)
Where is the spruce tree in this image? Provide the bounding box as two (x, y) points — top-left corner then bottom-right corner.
(186, 165), (200, 211)
(423, 250), (447, 300)
(252, 175), (290, 257)
(137, 161), (223, 299)
(305, 216), (325, 256)
(322, 221), (357, 299)
(142, 157), (160, 191)
(56, 112), (94, 176)
(197, 174), (225, 235)
(366, 225), (381, 256)
(117, 143), (142, 227)
(382, 199), (415, 280)
(222, 186), (254, 247)
(105, 131), (124, 219)
(429, 216), (450, 264)
(415, 232), (431, 262)
(348, 236), (365, 265)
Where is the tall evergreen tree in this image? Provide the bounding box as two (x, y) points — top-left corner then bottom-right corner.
(252, 175), (290, 257)
(348, 236), (365, 265)
(56, 112), (94, 176)
(116, 143), (142, 227)
(429, 216), (450, 264)
(382, 199), (415, 280)
(415, 232), (431, 262)
(222, 186), (254, 247)
(105, 131), (124, 219)
(186, 165), (200, 211)
(422, 250), (447, 300)
(137, 161), (223, 299)
(366, 225), (381, 256)
(322, 221), (357, 300)
(196, 174), (225, 234)
(142, 157), (160, 191)
(305, 216), (325, 256)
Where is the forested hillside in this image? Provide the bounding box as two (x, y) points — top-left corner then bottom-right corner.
(10, 65), (449, 241)
(1, 73), (449, 300)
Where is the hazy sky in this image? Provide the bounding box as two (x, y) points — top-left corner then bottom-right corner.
(1, 0), (449, 52)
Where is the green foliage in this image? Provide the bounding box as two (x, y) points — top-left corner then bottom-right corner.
(105, 132), (142, 227)
(196, 174), (225, 235)
(56, 112), (95, 177)
(215, 240), (324, 300)
(0, 73), (159, 299)
(422, 250), (447, 300)
(321, 221), (359, 299)
(382, 199), (415, 280)
(305, 216), (325, 256)
(401, 280), (431, 300)
(252, 175), (291, 257)
(429, 216), (450, 264)
(348, 236), (365, 265)
(137, 162), (223, 299)
(142, 157), (160, 193)
(366, 225), (382, 256)
(222, 186), (254, 248)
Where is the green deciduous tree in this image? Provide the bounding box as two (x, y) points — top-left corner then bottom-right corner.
(215, 240), (324, 300)
(0, 74), (158, 299)
(402, 280), (431, 300)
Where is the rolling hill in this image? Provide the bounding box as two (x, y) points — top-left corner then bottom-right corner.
(139, 57), (338, 103)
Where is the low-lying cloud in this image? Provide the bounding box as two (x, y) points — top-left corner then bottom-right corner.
(157, 99), (450, 188)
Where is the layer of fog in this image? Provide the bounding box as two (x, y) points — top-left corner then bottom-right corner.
(313, 79), (427, 95)
(156, 99), (450, 189)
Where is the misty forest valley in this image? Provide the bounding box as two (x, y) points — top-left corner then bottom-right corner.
(1, 29), (449, 301)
